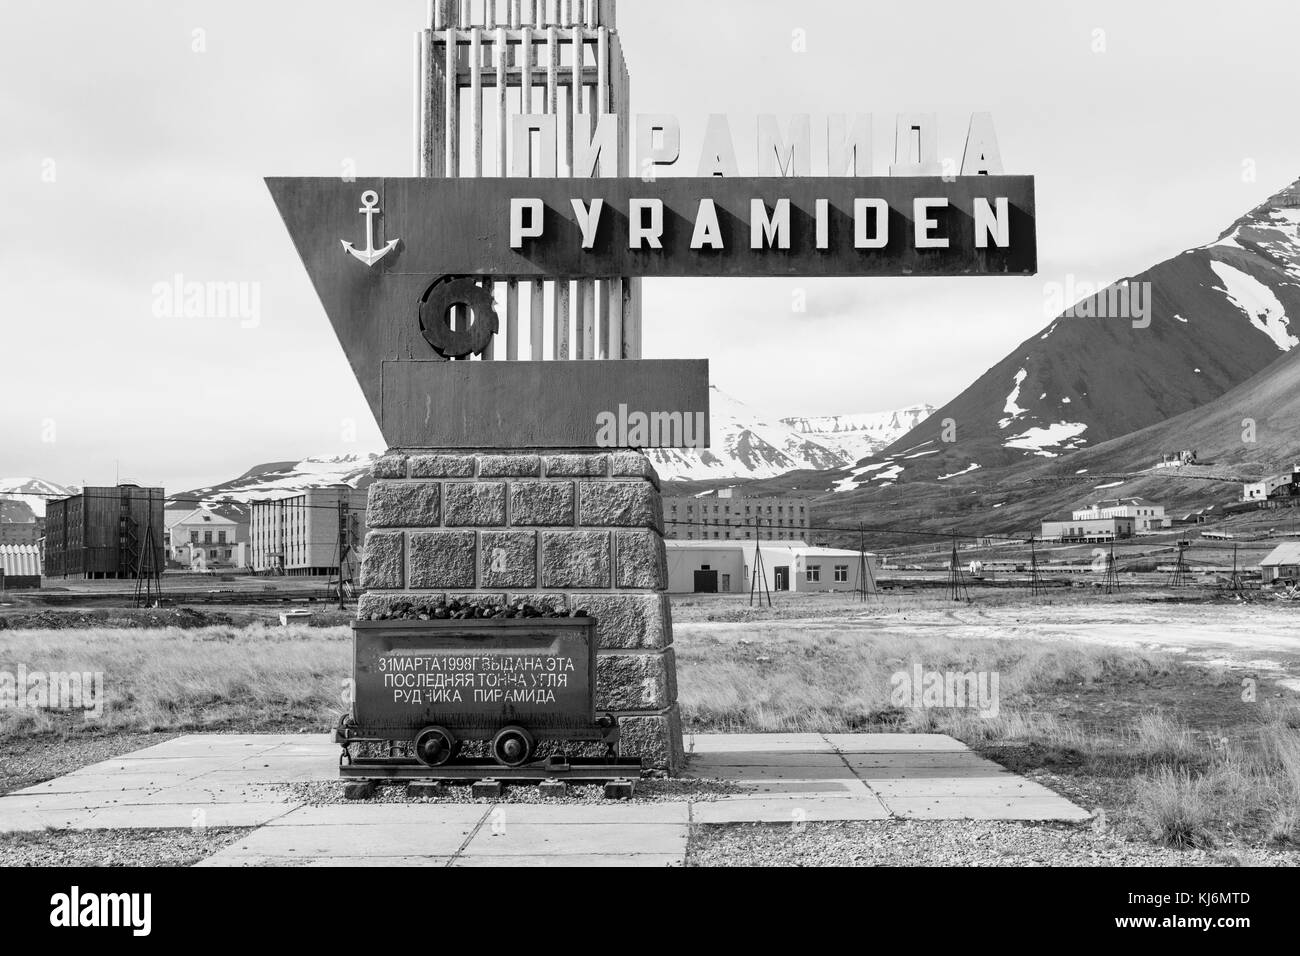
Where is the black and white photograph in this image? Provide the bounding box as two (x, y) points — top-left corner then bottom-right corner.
(0, 0), (1295, 931)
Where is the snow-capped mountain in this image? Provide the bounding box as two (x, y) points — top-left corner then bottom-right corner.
(167, 391), (931, 500)
(646, 388), (928, 481)
(178, 455), (377, 506)
(779, 406), (935, 462)
(0, 478), (77, 522)
(834, 176), (1300, 491)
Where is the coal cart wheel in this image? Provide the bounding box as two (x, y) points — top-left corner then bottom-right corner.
(413, 725), (458, 768)
(490, 725), (536, 768)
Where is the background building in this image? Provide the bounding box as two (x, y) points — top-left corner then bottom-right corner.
(666, 539), (878, 594)
(1040, 514), (1136, 543)
(662, 488), (812, 541)
(0, 545), (42, 590)
(0, 521), (42, 547)
(164, 506), (246, 570)
(44, 485), (165, 579)
(1259, 543), (1300, 585)
(1073, 497), (1169, 532)
(1243, 466), (1300, 503)
(249, 486), (367, 577)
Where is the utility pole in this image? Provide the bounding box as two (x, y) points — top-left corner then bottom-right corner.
(336, 497), (352, 610)
(1229, 543), (1242, 592)
(947, 534), (969, 602)
(1169, 539), (1192, 588)
(749, 518), (771, 607)
(133, 500), (161, 608)
(1028, 537), (1044, 598)
(1103, 539), (1121, 594)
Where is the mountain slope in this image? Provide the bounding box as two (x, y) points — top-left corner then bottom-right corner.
(778, 406), (935, 462)
(0, 478), (77, 522)
(645, 387), (928, 481)
(836, 178), (1300, 491)
(179, 455), (377, 505)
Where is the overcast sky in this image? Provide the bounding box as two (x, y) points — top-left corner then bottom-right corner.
(2, 0), (1298, 491)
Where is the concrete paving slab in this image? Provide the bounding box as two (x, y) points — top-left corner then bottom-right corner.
(687, 759), (857, 781)
(197, 855), (455, 868)
(690, 797), (891, 823)
(684, 751), (849, 768)
(686, 734), (835, 755)
(882, 795), (1093, 821)
(868, 778), (1061, 799)
(843, 753), (1003, 771)
(81, 803), (299, 830)
(265, 804), (488, 827)
(462, 823), (688, 858)
(0, 790), (162, 812)
(824, 733), (970, 753)
(0, 807), (95, 832)
(13, 773), (201, 795)
(453, 853), (680, 867)
(487, 803), (690, 825)
(197, 821), (477, 861)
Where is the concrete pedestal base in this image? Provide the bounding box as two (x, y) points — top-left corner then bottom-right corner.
(357, 449), (684, 773)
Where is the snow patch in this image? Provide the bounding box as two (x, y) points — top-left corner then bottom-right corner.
(1003, 422), (1089, 458)
(938, 463), (981, 481)
(1209, 260), (1298, 351)
(999, 368), (1028, 429)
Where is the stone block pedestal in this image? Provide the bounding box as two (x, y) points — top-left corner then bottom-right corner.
(357, 449), (685, 773)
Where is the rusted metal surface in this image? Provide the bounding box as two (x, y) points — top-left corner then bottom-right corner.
(350, 617), (603, 742)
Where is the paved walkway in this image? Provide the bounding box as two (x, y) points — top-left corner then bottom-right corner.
(0, 734), (1089, 866)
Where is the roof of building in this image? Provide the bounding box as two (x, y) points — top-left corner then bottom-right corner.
(666, 539), (809, 550)
(0, 545), (42, 577)
(166, 506), (237, 529)
(1093, 497), (1157, 508)
(1260, 542), (1300, 567)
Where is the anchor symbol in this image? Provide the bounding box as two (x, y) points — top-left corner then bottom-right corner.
(341, 190), (399, 267)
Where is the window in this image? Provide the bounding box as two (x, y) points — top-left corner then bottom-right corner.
(806, 565), (821, 582)
(204, 532), (212, 544)
(218, 531), (227, 544)
(834, 565), (848, 583)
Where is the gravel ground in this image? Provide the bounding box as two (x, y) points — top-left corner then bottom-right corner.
(0, 827), (251, 867)
(278, 776), (745, 805)
(687, 820), (1300, 867)
(1, 730), (180, 796)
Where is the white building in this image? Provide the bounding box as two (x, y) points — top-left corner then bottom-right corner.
(1072, 497), (1168, 532)
(249, 487), (368, 577)
(1040, 515), (1135, 543)
(164, 507), (246, 570)
(666, 539), (878, 594)
(1243, 467), (1300, 503)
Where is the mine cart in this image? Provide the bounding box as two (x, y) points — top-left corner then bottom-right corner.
(336, 616), (642, 782)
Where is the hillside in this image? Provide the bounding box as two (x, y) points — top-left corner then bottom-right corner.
(0, 478), (77, 522)
(836, 177), (1300, 492)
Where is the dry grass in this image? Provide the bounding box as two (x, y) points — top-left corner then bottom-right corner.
(0, 623), (349, 738)
(675, 625), (1178, 734)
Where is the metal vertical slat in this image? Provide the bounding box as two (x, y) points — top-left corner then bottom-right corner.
(470, 28), (483, 178)
(570, 21), (589, 358)
(546, 21), (566, 359)
(444, 22), (459, 177)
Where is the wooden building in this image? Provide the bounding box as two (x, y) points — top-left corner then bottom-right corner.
(44, 485), (166, 579)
